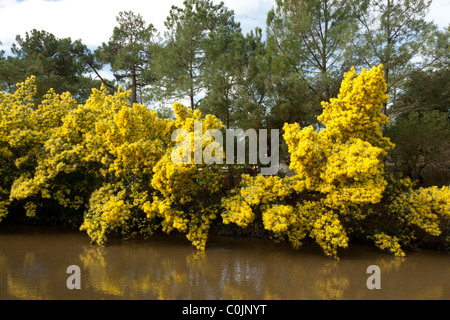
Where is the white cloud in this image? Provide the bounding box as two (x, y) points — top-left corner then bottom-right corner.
(0, 0), (186, 50)
(225, 0), (275, 35)
(0, 0), (276, 53)
(427, 0), (450, 29)
(0, 0), (448, 54)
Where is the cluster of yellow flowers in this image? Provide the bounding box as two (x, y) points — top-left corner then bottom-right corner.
(221, 65), (448, 258)
(1, 77), (224, 250)
(284, 65), (394, 206)
(262, 204), (294, 234)
(373, 233), (405, 257)
(1, 76), (77, 221)
(82, 184), (132, 245)
(310, 210), (349, 258)
(221, 65), (394, 258)
(221, 174), (300, 229)
(379, 176), (450, 256)
(1, 67), (448, 257)
(148, 103), (224, 250)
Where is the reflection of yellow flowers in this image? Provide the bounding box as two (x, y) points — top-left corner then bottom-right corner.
(7, 275), (36, 300)
(79, 246), (125, 297)
(416, 285), (444, 300)
(314, 277), (350, 300)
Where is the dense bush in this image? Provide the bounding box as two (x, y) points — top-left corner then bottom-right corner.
(221, 65), (449, 258)
(1, 77), (223, 249)
(1, 66), (449, 258)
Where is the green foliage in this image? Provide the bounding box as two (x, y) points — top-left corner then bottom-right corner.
(349, 0), (438, 112)
(391, 69), (450, 116)
(385, 110), (450, 185)
(267, 0), (357, 103)
(96, 11), (157, 104)
(152, 0), (241, 110)
(200, 27), (270, 130)
(0, 29), (100, 103)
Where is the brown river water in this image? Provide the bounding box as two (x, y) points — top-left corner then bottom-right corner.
(0, 225), (448, 300)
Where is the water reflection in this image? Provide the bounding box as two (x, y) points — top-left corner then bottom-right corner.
(0, 226), (448, 300)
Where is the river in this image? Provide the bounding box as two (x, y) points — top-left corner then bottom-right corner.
(0, 225), (448, 300)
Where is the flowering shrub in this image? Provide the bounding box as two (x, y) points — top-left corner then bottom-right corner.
(148, 103), (224, 250)
(1, 76), (77, 222)
(374, 176), (450, 256)
(221, 65), (449, 258)
(2, 77), (223, 250)
(80, 99), (223, 249)
(1, 68), (448, 257)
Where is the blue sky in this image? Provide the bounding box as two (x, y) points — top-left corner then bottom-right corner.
(1, 0), (449, 54)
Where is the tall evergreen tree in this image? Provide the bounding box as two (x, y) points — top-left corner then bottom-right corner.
(153, 0), (240, 110)
(267, 0), (357, 104)
(199, 26), (272, 131)
(0, 29), (100, 102)
(232, 28), (271, 131)
(391, 68), (450, 116)
(349, 0), (438, 114)
(96, 11), (156, 104)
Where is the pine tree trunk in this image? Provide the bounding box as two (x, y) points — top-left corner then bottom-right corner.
(131, 65), (137, 104)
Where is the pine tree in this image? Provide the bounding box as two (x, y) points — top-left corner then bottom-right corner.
(349, 0), (438, 114)
(153, 0), (240, 110)
(96, 11), (156, 104)
(0, 29), (100, 102)
(267, 0), (357, 104)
